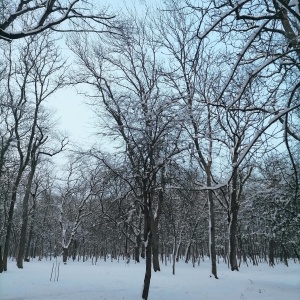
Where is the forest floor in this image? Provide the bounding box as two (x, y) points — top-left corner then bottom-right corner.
(1, 256), (299, 300)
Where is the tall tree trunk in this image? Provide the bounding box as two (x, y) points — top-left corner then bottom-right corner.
(134, 234), (141, 263)
(185, 242), (191, 263)
(0, 191), (5, 272)
(72, 240), (77, 261)
(3, 155), (25, 271)
(208, 190), (218, 278)
(229, 166), (239, 271)
(185, 216), (200, 263)
(293, 245), (300, 263)
(25, 195), (36, 262)
(62, 247), (68, 264)
(3, 190), (19, 271)
(281, 243), (289, 267)
(124, 231), (128, 256)
(269, 239), (275, 267)
(0, 245), (3, 273)
(38, 236), (44, 261)
(172, 236), (176, 275)
(207, 170), (218, 278)
(17, 166), (35, 268)
(142, 231), (152, 300)
(151, 218), (160, 272)
(142, 190), (152, 300)
(151, 168), (164, 272)
(176, 239), (181, 262)
(141, 243), (145, 259)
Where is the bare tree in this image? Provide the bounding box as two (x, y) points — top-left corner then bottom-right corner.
(2, 31), (67, 271)
(190, 0), (300, 269)
(56, 155), (101, 264)
(238, 151), (300, 266)
(156, 0), (300, 273)
(154, 2), (221, 278)
(90, 158), (144, 263)
(186, 0), (300, 180)
(68, 11), (183, 298)
(0, 42), (12, 273)
(23, 165), (53, 262)
(0, 0), (117, 41)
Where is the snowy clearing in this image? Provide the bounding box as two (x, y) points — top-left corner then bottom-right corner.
(1, 258), (299, 300)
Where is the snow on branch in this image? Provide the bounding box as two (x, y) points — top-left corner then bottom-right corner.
(0, 0), (117, 41)
(167, 105), (300, 193)
(197, 0), (251, 40)
(217, 19), (271, 105)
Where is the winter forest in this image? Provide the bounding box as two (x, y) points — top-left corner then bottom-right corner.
(0, 1), (299, 299)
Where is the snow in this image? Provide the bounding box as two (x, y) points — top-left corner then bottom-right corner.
(198, 0), (249, 39)
(1, 257), (299, 300)
(218, 19), (270, 105)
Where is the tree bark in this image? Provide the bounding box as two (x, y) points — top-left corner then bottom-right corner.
(281, 243), (289, 267)
(3, 188), (19, 271)
(142, 231), (152, 300)
(229, 166), (239, 271)
(38, 236), (44, 261)
(151, 167), (165, 272)
(25, 195), (36, 262)
(293, 245), (300, 262)
(72, 240), (77, 261)
(141, 243), (145, 259)
(62, 247), (68, 264)
(172, 236), (176, 275)
(269, 239), (275, 267)
(151, 218), (160, 272)
(142, 189), (152, 300)
(185, 242), (191, 263)
(0, 245), (3, 273)
(207, 170), (218, 278)
(17, 166), (36, 268)
(208, 189), (218, 278)
(134, 234), (141, 263)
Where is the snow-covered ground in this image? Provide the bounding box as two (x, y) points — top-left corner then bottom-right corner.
(1, 257), (299, 300)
